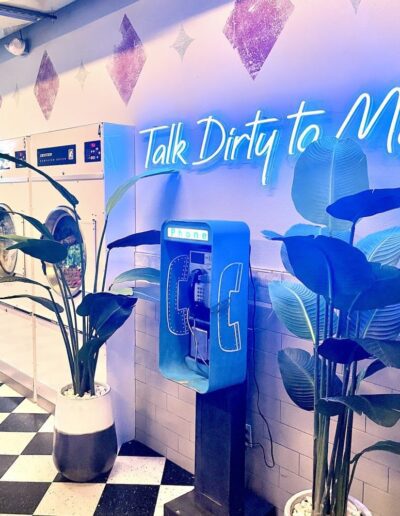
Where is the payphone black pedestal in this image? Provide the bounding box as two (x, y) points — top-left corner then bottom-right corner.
(164, 382), (275, 516)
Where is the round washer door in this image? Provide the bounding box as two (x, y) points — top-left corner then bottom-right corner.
(0, 204), (18, 276)
(44, 207), (86, 297)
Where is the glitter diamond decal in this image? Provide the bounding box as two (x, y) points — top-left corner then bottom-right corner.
(107, 14), (146, 105)
(224, 0), (294, 79)
(76, 60), (89, 89)
(34, 51), (59, 120)
(350, 0), (362, 12)
(171, 25), (194, 61)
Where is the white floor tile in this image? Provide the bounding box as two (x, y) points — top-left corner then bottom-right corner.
(12, 398), (48, 414)
(0, 384), (24, 397)
(0, 432), (35, 454)
(107, 456), (166, 485)
(33, 482), (105, 516)
(1, 454), (58, 482)
(38, 414), (54, 432)
(154, 485), (194, 516)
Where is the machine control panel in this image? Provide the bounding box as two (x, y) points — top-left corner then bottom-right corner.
(37, 144), (77, 167)
(15, 150), (26, 168)
(84, 140), (101, 162)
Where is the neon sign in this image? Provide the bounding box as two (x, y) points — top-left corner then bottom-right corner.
(140, 87), (400, 185)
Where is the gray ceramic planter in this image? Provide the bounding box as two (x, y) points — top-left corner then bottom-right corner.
(53, 383), (117, 482)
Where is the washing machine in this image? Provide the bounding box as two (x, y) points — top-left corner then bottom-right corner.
(29, 123), (135, 324)
(0, 136), (34, 313)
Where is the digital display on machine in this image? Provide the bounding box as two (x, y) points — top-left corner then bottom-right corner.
(167, 227), (209, 241)
(84, 140), (101, 162)
(37, 145), (77, 167)
(15, 150), (26, 167)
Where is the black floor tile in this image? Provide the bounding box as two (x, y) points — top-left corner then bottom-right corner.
(161, 459), (195, 486)
(22, 432), (54, 455)
(94, 484), (160, 516)
(119, 439), (162, 457)
(0, 455), (18, 478)
(0, 413), (50, 432)
(0, 396), (23, 413)
(0, 481), (50, 514)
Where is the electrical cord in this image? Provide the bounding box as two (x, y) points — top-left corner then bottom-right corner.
(248, 252), (276, 469)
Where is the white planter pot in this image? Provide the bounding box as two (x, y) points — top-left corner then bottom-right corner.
(53, 383), (117, 482)
(284, 489), (372, 516)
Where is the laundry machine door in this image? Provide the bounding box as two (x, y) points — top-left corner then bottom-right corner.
(0, 204), (18, 277)
(44, 207), (86, 298)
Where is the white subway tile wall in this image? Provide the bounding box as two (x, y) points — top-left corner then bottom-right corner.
(134, 253), (400, 515)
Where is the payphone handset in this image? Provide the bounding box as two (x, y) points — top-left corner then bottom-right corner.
(160, 220), (249, 393)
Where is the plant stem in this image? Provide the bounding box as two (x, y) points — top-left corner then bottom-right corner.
(93, 217), (108, 293)
(48, 290), (76, 392)
(101, 249), (111, 292)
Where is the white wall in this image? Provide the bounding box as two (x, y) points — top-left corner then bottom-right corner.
(0, 1), (399, 514)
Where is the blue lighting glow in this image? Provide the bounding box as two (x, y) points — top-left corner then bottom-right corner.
(139, 87), (400, 186)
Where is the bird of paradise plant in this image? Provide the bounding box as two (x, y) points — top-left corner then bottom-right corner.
(0, 152), (174, 397)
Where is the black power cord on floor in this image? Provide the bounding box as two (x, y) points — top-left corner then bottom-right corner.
(248, 253), (276, 469)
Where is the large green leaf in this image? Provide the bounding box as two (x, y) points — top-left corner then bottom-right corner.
(106, 169), (177, 215)
(353, 305), (400, 340)
(350, 440), (400, 465)
(0, 234), (29, 243)
(0, 275), (50, 290)
(0, 153), (78, 207)
(291, 137), (369, 231)
(132, 285), (160, 302)
(1, 209), (53, 240)
(7, 239), (67, 263)
(352, 264), (400, 310)
(357, 226), (400, 266)
(278, 348), (315, 411)
(276, 224), (350, 274)
(354, 338), (400, 368)
(77, 336), (107, 364)
(77, 292), (137, 340)
(351, 227), (400, 338)
(327, 188), (400, 224)
(0, 294), (63, 313)
(269, 281), (335, 342)
(357, 359), (386, 386)
(278, 235), (375, 310)
(319, 394), (400, 427)
(107, 230), (160, 250)
(318, 338), (371, 364)
(112, 267), (160, 285)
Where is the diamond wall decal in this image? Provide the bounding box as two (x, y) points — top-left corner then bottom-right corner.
(76, 60), (89, 90)
(350, 0), (362, 12)
(224, 0), (294, 80)
(107, 14), (146, 105)
(34, 51), (59, 120)
(171, 25), (194, 61)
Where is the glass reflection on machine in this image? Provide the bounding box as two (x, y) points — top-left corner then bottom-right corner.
(44, 207), (86, 296)
(0, 204), (17, 276)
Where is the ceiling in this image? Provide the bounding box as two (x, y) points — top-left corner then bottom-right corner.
(0, 1), (78, 40)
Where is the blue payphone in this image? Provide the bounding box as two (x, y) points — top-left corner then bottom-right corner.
(159, 220), (250, 393)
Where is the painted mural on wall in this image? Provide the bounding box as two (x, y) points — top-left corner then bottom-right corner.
(223, 0), (294, 79)
(171, 25), (194, 61)
(107, 14), (146, 105)
(34, 50), (59, 120)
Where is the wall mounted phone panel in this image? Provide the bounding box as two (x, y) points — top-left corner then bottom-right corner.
(159, 220), (250, 393)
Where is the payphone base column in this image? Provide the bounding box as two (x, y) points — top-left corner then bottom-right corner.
(164, 383), (275, 516)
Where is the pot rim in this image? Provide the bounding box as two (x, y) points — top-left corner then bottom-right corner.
(284, 489), (371, 516)
(60, 382), (111, 400)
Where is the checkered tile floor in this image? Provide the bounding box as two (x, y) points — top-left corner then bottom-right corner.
(0, 382), (194, 515)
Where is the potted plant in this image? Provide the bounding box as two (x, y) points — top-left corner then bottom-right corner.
(0, 152), (173, 481)
(262, 137), (400, 515)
